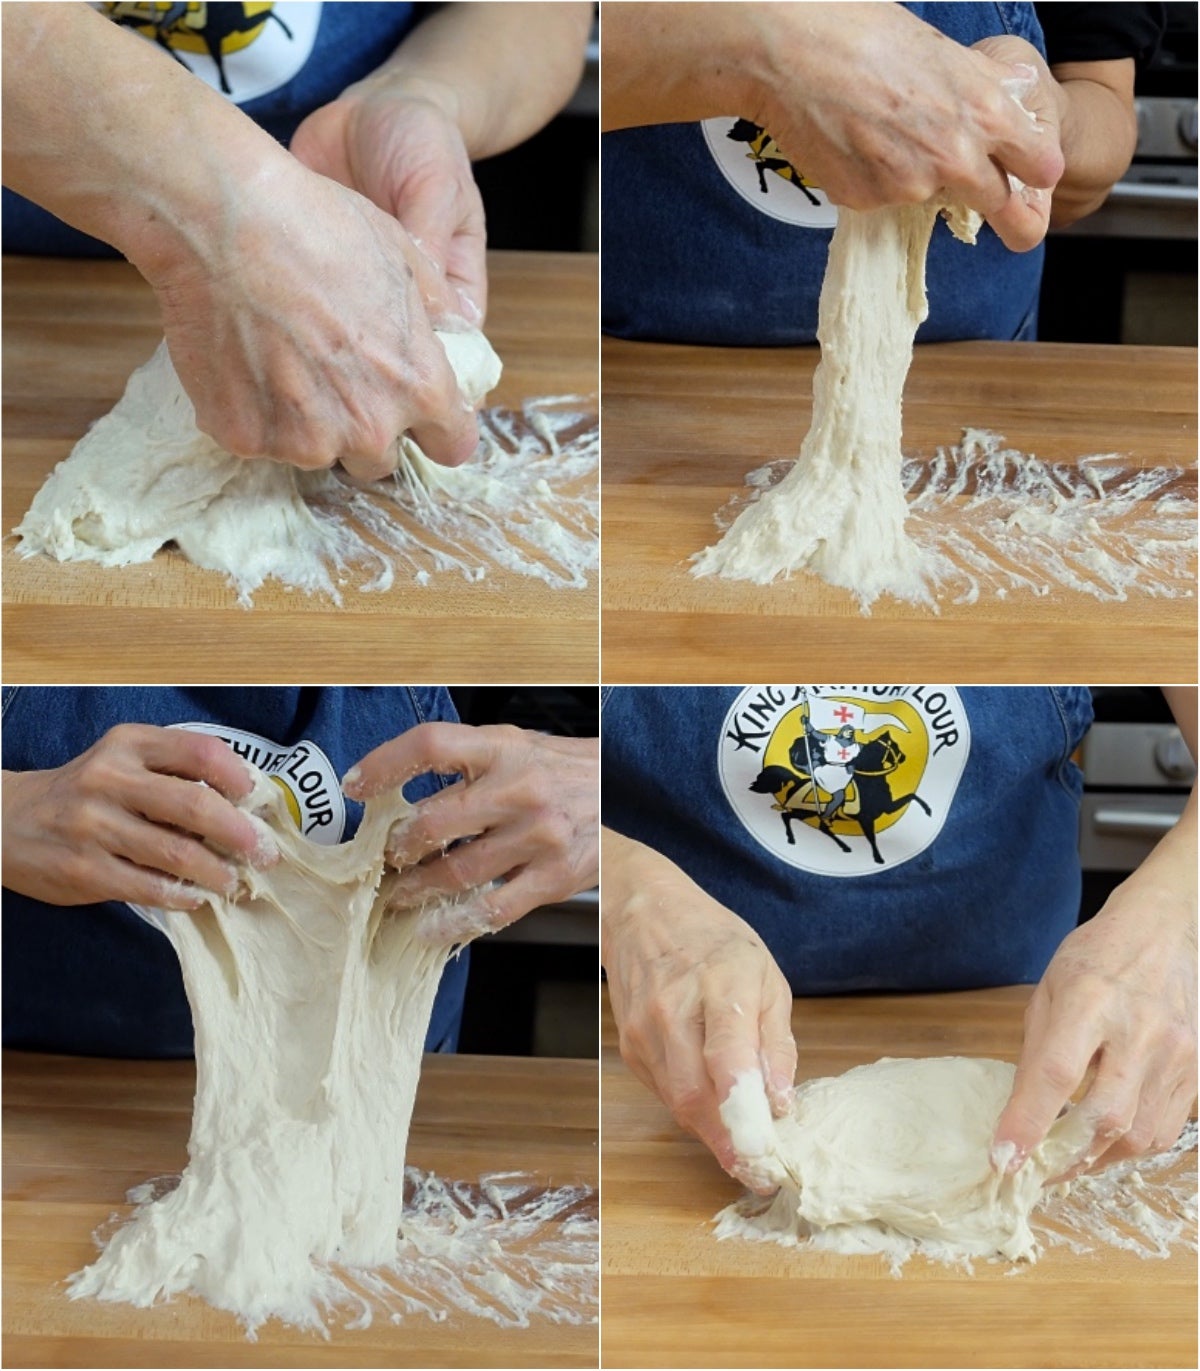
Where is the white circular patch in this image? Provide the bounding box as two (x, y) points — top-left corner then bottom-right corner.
(718, 687), (970, 877)
(701, 117), (838, 228)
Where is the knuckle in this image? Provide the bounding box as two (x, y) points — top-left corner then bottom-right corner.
(1038, 1053), (1081, 1092)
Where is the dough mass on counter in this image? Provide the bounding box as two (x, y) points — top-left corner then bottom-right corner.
(67, 768), (478, 1334)
(717, 1055), (1093, 1266)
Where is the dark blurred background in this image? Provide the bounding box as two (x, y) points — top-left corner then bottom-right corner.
(450, 687), (597, 1059)
(474, 11), (597, 254)
(1038, 2), (1196, 345)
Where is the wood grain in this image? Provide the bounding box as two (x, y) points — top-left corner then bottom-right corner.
(601, 338), (1197, 681)
(2, 1050), (598, 1368)
(2, 252), (597, 684)
(601, 988), (1198, 1369)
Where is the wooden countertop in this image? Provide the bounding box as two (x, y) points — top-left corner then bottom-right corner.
(601, 987), (1197, 1369)
(2, 251), (597, 685)
(3, 1049), (598, 1368)
(601, 337), (1197, 682)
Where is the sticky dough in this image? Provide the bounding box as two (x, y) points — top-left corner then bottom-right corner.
(14, 329), (501, 598)
(691, 204), (980, 607)
(67, 767), (476, 1333)
(718, 1056), (1093, 1264)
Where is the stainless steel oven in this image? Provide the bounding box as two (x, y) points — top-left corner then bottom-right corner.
(1078, 688), (1196, 920)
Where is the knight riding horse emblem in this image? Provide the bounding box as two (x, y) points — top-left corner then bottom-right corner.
(749, 691), (931, 865)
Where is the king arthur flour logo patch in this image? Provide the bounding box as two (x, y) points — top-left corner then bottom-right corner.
(173, 722), (345, 844)
(719, 687), (970, 876)
(701, 117), (838, 228)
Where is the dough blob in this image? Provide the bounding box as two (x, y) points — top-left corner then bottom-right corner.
(691, 204), (979, 607)
(15, 330), (501, 602)
(718, 1056), (1092, 1265)
(67, 768), (475, 1333)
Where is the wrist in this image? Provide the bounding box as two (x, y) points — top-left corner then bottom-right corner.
(341, 68), (473, 151)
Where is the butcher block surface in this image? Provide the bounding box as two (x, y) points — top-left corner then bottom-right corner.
(2, 252), (597, 684)
(601, 986), (1197, 1369)
(3, 1050), (598, 1367)
(602, 338), (1197, 681)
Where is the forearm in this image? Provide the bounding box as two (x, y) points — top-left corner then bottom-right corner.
(601, 1), (758, 130)
(2, 2), (294, 279)
(352, 2), (591, 160)
(1049, 60), (1138, 226)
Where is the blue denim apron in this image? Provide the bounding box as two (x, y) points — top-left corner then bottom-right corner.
(601, 686), (1092, 994)
(3, 1), (418, 256)
(1, 685), (468, 1057)
(602, 3), (1047, 343)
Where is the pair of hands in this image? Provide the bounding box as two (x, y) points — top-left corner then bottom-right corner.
(604, 835), (1196, 1194)
(148, 86), (486, 482)
(2, 722), (598, 943)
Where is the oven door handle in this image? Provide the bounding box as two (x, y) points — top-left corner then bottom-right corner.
(1092, 807), (1179, 836)
(1106, 182), (1198, 207)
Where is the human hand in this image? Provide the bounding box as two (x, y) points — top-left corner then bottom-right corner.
(992, 886), (1197, 1183)
(343, 723), (598, 941)
(1, 725), (275, 910)
(144, 155), (480, 480)
(292, 85), (488, 322)
(602, 830), (797, 1190)
(740, 3), (1064, 248)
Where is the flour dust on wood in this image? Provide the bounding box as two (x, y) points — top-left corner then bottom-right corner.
(15, 332), (597, 606)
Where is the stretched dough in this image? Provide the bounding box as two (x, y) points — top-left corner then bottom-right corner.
(15, 330), (501, 602)
(718, 1056), (1092, 1264)
(67, 768), (476, 1333)
(692, 204), (979, 607)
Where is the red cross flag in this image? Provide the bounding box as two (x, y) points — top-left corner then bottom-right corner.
(805, 696), (910, 736)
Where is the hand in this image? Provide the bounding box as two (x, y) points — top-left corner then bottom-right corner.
(292, 85), (488, 322)
(602, 831), (797, 1190)
(740, 3), (1064, 248)
(993, 885), (1197, 1182)
(1, 725), (275, 910)
(145, 155), (481, 480)
(342, 723), (598, 940)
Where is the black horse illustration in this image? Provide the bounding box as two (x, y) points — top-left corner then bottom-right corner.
(749, 731), (931, 865)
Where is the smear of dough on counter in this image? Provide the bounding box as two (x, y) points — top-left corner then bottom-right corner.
(15, 331), (598, 605)
(67, 769), (597, 1337)
(715, 1056), (1095, 1268)
(690, 203), (980, 607)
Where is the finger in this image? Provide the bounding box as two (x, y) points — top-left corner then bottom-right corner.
(98, 852), (208, 911)
(384, 780), (504, 866)
(660, 1014), (741, 1176)
(1056, 1051), (1141, 1178)
(106, 812), (239, 898)
(985, 181), (1051, 252)
(759, 984), (798, 1116)
(338, 444), (399, 484)
(1152, 1085), (1196, 1155)
(1089, 1066), (1178, 1170)
(409, 864), (554, 943)
(135, 773), (275, 867)
(395, 229), (463, 324)
(993, 999), (1100, 1169)
(388, 830), (523, 899)
(344, 722), (498, 799)
(135, 728), (255, 803)
(702, 996), (766, 1107)
(989, 101), (1065, 191)
(407, 363), (481, 471)
(942, 150), (1015, 222)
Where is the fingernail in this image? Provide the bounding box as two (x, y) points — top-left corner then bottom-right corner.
(455, 288), (483, 326)
(341, 765), (362, 796)
(991, 1140), (1026, 1174)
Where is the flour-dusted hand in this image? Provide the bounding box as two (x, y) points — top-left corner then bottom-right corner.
(0, 725), (276, 910)
(146, 157), (480, 482)
(993, 888), (1197, 1183)
(744, 5), (1064, 244)
(602, 829), (797, 1190)
(292, 87), (488, 322)
(343, 722), (599, 940)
